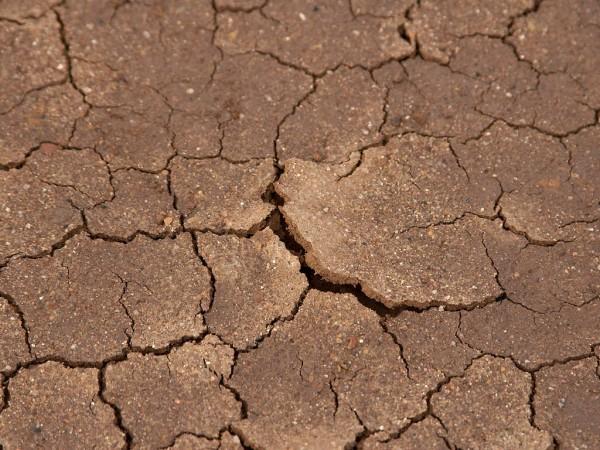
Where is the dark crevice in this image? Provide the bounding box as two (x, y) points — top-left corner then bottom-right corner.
(528, 371), (539, 431)
(346, 409), (368, 450)
(174, 153), (272, 165)
(0, 141), (61, 171)
(191, 221), (270, 239)
(336, 148), (366, 180)
(91, 147), (117, 204)
(85, 226), (180, 244)
(0, 15), (25, 25)
(228, 424), (259, 450)
(1, 374), (10, 415)
(253, 49), (318, 78)
(476, 106), (596, 140)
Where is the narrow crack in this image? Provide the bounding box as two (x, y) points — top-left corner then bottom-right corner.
(159, 431), (218, 450)
(346, 409), (369, 450)
(52, 7), (92, 109)
(229, 284), (310, 353)
(379, 320), (412, 380)
(480, 234), (505, 295)
(112, 275), (135, 349)
(369, 353), (487, 446)
(225, 425), (257, 450)
(0, 291), (33, 359)
(98, 363), (134, 450)
(0, 141), (61, 171)
(190, 232), (217, 314)
(328, 378), (340, 419)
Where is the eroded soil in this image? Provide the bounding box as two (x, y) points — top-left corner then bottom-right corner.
(1, 0), (599, 449)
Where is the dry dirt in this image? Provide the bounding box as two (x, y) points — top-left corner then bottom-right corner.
(1, 0), (599, 449)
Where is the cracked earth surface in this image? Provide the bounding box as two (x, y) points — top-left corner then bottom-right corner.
(0, 0), (599, 448)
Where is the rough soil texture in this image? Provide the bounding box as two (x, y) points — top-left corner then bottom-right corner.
(0, 0), (599, 449)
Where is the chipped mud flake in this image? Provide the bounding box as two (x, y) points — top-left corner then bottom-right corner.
(360, 417), (448, 450)
(0, 234), (211, 360)
(104, 342), (241, 448)
(0, 13), (67, 114)
(0, 143), (111, 263)
(431, 355), (553, 450)
(483, 223), (600, 313)
(385, 310), (479, 386)
(59, 0), (217, 91)
(509, 0), (600, 108)
(113, 234), (211, 349)
(0, 362), (124, 449)
(215, 0), (414, 74)
(231, 291), (427, 447)
(165, 53), (313, 161)
(454, 121), (599, 242)
(450, 35), (596, 134)
(461, 300), (600, 370)
(0, 236), (130, 361)
(449, 35), (536, 124)
(409, 0), (534, 64)
(0, 84), (86, 167)
(0, 167), (82, 264)
(26, 143), (113, 208)
(276, 134), (500, 308)
(171, 111), (221, 159)
(381, 58), (493, 141)
(171, 156), (275, 233)
(70, 88), (173, 172)
(198, 228), (307, 350)
(512, 73), (594, 136)
(535, 358), (600, 450)
(86, 169), (179, 239)
(277, 66), (385, 163)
